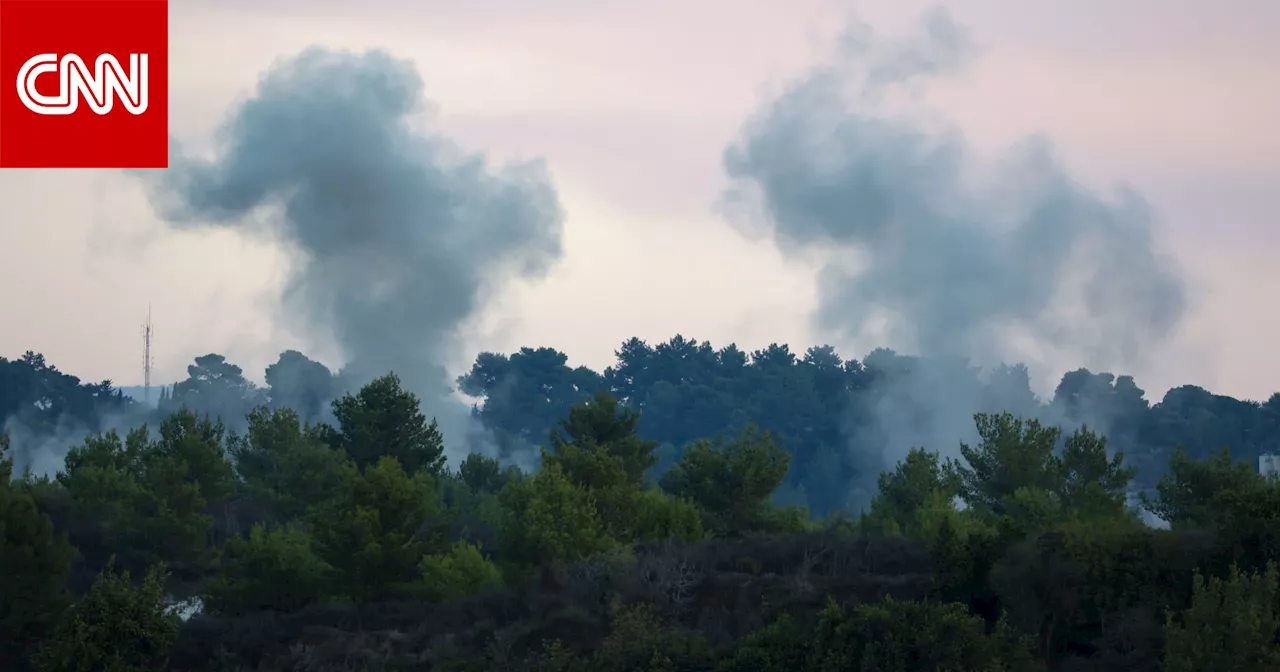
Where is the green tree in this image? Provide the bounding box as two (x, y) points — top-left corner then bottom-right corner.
(546, 391), (656, 487)
(1164, 563), (1280, 672)
(202, 523), (333, 616)
(946, 413), (1063, 517)
(498, 464), (615, 565)
(946, 415), (1133, 528)
(228, 406), (347, 521)
(308, 456), (446, 603)
(32, 563), (180, 672)
(418, 540), (503, 601)
(331, 373), (447, 476)
(148, 409), (236, 503)
(660, 426), (799, 536)
(611, 486), (705, 543)
(58, 423), (219, 576)
(1144, 447), (1280, 573)
(536, 393), (709, 545)
(264, 349), (339, 421)
(1144, 447), (1269, 529)
(0, 433), (74, 665)
(1056, 427), (1134, 520)
(457, 347), (607, 447)
(860, 448), (965, 538)
(163, 353), (265, 424)
(436, 471), (507, 538)
(457, 452), (507, 493)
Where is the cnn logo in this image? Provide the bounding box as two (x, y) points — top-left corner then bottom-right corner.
(0, 0), (168, 168)
(16, 53), (149, 116)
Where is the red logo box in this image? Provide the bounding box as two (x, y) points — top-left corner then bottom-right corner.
(0, 0), (168, 168)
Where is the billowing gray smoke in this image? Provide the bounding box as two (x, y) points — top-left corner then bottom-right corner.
(142, 48), (564, 457)
(725, 9), (1185, 366)
(722, 9), (1187, 507)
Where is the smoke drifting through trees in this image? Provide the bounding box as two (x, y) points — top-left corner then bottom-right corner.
(0, 15), (1242, 517)
(0, 352), (142, 478)
(6, 13), (1280, 668)
(721, 9), (1189, 492)
(138, 47), (566, 458)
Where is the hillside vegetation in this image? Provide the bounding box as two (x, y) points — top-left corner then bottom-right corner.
(2, 342), (1280, 671)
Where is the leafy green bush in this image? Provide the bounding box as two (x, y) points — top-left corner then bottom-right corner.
(419, 540), (504, 601)
(32, 563), (180, 672)
(202, 523), (333, 616)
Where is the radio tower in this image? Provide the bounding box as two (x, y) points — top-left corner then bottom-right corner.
(142, 306), (154, 405)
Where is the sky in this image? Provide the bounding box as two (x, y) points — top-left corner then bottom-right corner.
(1, 0), (1277, 403)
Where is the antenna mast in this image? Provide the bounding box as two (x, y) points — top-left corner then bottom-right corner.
(143, 306), (153, 405)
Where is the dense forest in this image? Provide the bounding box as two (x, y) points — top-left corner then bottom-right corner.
(3, 339), (1280, 671)
(6, 2), (1269, 668)
(7, 339), (1280, 514)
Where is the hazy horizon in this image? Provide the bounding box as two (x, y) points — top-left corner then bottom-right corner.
(3, 0), (1277, 404)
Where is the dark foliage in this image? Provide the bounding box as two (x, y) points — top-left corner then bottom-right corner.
(2, 344), (1279, 670)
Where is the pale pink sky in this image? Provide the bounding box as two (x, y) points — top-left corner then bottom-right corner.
(0, 0), (1277, 402)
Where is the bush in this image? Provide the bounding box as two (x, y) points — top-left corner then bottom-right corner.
(202, 523), (333, 616)
(32, 563), (180, 672)
(420, 540), (504, 601)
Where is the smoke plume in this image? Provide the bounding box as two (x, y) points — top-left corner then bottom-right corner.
(722, 8), (1188, 505)
(140, 48), (565, 458)
(5, 408), (145, 478)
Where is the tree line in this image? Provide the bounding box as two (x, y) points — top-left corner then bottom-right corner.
(1, 342), (1279, 670)
(9, 337), (1280, 513)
